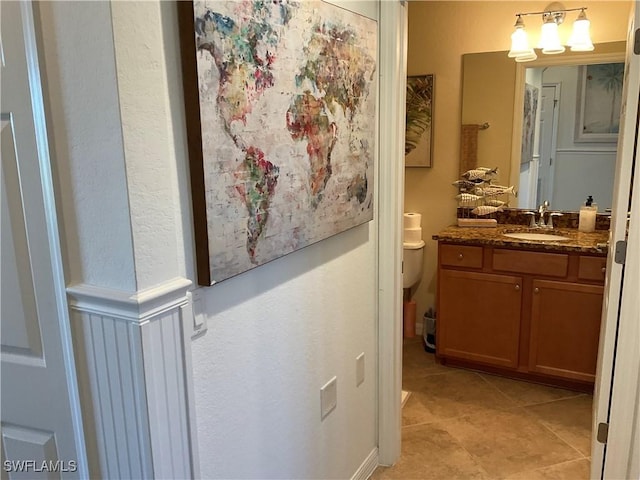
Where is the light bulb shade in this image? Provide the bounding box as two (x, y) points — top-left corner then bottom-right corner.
(508, 26), (535, 58)
(539, 20), (565, 54)
(568, 12), (594, 51)
(515, 51), (538, 62)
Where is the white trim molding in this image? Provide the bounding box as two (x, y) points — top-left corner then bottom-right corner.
(377, 0), (407, 467)
(351, 447), (379, 480)
(67, 277), (192, 323)
(67, 278), (194, 479)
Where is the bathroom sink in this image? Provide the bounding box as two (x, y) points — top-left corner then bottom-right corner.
(503, 232), (571, 242)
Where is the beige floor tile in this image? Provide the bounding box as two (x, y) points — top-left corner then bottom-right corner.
(403, 338), (449, 381)
(371, 423), (491, 480)
(441, 408), (582, 478)
(402, 370), (516, 426)
(504, 458), (591, 479)
(525, 396), (593, 456)
(479, 373), (583, 407)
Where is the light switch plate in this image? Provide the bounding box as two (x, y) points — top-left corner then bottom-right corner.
(356, 352), (365, 386)
(189, 289), (207, 339)
(320, 376), (337, 420)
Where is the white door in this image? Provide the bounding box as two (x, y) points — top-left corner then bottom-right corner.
(590, 2), (640, 478)
(1, 2), (87, 477)
(535, 84), (560, 207)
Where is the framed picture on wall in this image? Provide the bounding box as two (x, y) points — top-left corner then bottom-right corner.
(521, 83), (539, 164)
(575, 62), (624, 143)
(405, 74), (434, 168)
(177, 0), (378, 286)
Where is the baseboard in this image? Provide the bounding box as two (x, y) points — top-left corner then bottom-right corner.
(351, 447), (379, 480)
(401, 390), (411, 408)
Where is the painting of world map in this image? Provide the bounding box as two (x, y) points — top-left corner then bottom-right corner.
(181, 0), (377, 285)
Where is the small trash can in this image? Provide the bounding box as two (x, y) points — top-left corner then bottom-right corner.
(423, 308), (436, 353)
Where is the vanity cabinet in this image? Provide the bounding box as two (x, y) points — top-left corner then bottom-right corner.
(436, 242), (605, 389)
(439, 267), (522, 369)
(529, 280), (603, 383)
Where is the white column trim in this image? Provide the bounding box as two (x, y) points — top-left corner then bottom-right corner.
(67, 277), (191, 323)
(67, 277), (194, 479)
(377, 0), (407, 467)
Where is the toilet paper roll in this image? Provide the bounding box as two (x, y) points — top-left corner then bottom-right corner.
(403, 227), (423, 244)
(404, 212), (422, 229)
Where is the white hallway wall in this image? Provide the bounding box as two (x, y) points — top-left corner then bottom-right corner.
(39, 0), (380, 478)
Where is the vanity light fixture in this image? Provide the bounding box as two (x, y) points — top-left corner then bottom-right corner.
(508, 15), (537, 61)
(508, 3), (594, 62)
(540, 13), (565, 54)
(567, 9), (595, 52)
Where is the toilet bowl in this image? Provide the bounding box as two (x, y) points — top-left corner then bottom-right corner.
(403, 240), (425, 289)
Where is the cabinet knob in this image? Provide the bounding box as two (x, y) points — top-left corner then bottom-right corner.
(601, 267), (606, 274)
(534, 287), (540, 294)
(458, 253), (464, 260)
(515, 284), (520, 291)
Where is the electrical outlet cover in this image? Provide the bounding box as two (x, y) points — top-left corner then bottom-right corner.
(320, 376), (337, 420)
(356, 352), (365, 386)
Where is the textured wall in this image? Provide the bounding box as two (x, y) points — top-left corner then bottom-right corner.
(110, 1), (188, 290)
(189, 2), (380, 476)
(41, 0), (379, 476)
(38, 1), (136, 291)
(405, 0), (632, 321)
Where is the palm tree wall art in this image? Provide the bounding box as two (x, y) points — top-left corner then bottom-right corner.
(577, 62), (624, 142)
(405, 75), (434, 167)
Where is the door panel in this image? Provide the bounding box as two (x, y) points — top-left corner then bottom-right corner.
(529, 280), (603, 383)
(536, 84), (559, 205)
(592, 3), (640, 477)
(2, 115), (44, 359)
(2, 425), (61, 479)
(1, 2), (86, 477)
(438, 269), (522, 368)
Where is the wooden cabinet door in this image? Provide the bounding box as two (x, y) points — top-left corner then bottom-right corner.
(438, 269), (522, 368)
(529, 280), (604, 382)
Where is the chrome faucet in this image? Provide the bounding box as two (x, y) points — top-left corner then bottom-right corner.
(534, 201), (563, 229)
(524, 201), (563, 229)
(547, 212), (563, 229)
(538, 201), (550, 227)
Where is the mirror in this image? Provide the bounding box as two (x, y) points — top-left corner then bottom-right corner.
(461, 41), (626, 213)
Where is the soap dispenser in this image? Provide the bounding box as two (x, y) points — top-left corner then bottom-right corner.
(579, 195), (597, 232)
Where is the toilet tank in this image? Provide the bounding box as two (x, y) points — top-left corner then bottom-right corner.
(403, 241), (425, 289)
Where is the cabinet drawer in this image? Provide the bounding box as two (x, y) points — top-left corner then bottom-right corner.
(440, 244), (483, 269)
(493, 249), (568, 277)
(578, 256), (607, 282)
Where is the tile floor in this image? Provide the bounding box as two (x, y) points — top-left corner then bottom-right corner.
(372, 337), (593, 480)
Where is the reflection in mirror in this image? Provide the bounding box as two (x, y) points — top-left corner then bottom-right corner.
(518, 63), (623, 212)
(461, 42), (625, 213)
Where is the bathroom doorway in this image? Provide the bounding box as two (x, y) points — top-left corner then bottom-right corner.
(378, 0), (637, 476)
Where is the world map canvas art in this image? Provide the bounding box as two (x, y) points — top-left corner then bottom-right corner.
(179, 0), (377, 285)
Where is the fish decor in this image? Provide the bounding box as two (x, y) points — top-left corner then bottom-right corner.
(476, 185), (517, 197)
(453, 166), (517, 218)
(456, 193), (484, 205)
(462, 167), (498, 181)
(452, 179), (482, 192)
(471, 205), (504, 216)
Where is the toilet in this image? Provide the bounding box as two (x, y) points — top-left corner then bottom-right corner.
(403, 240), (425, 289)
(402, 213), (425, 339)
(402, 214), (426, 406)
(403, 212), (425, 289)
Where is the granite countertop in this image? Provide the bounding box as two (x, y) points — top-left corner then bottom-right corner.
(433, 224), (609, 255)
